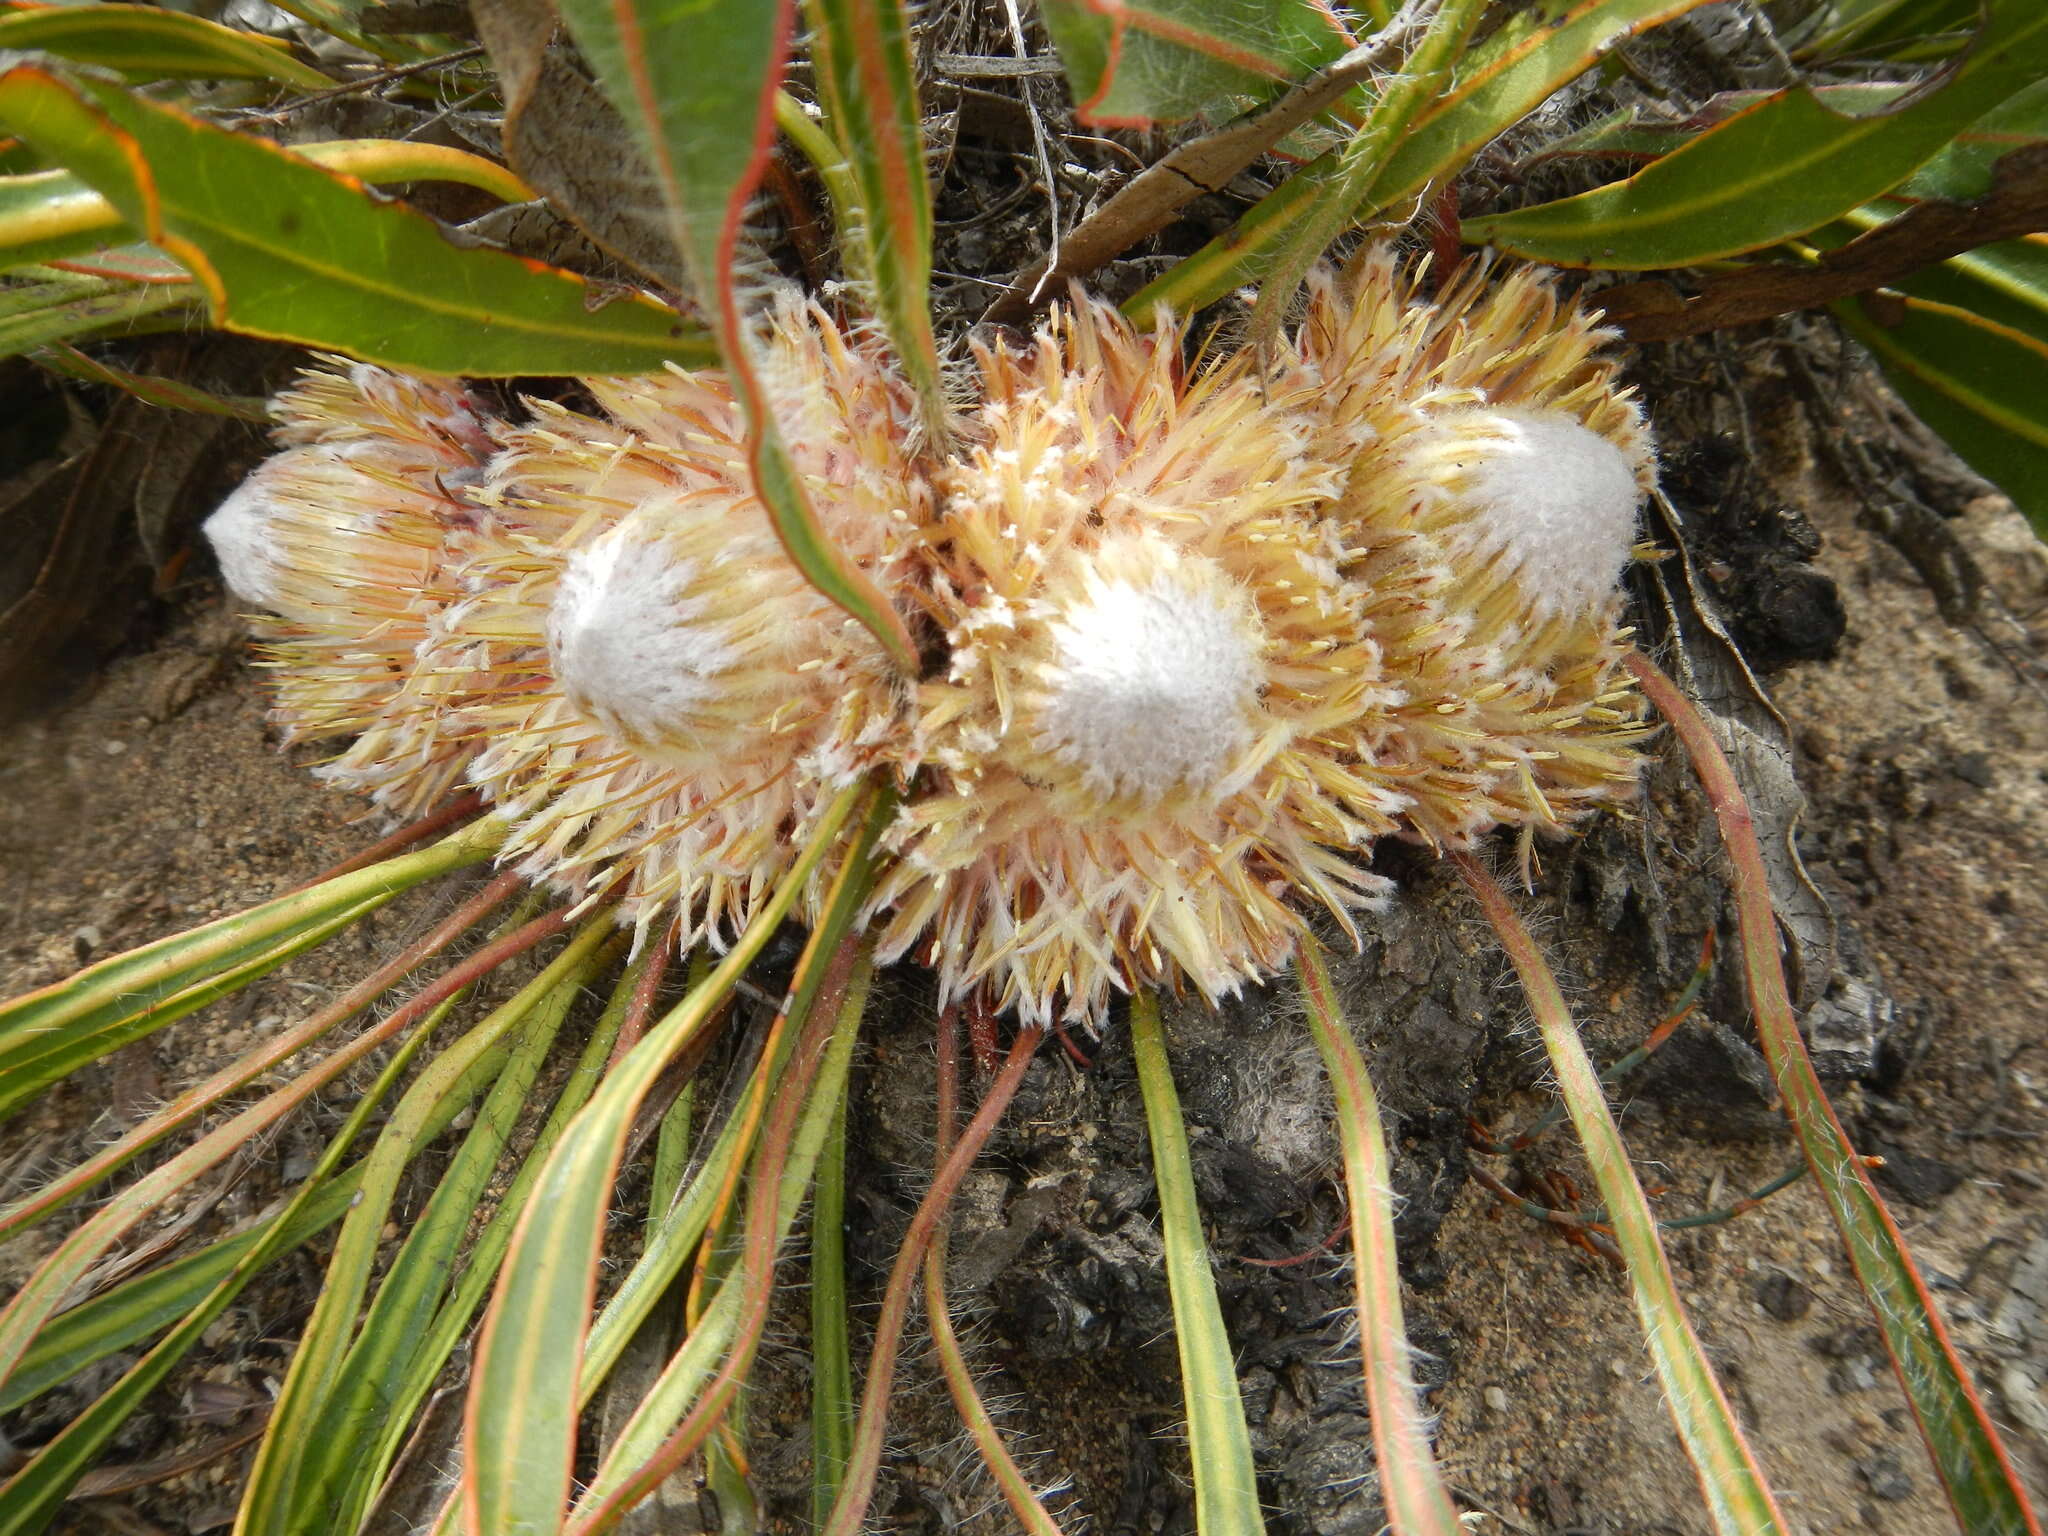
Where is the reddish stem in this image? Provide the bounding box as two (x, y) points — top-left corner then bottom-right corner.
(1, 870), (525, 1239)
(823, 1023), (1043, 1536)
(288, 792), (484, 893)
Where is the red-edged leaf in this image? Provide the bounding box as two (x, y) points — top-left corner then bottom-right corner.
(553, 0), (917, 673)
(1462, 0), (2048, 269)
(804, 0), (945, 431)
(1042, 0), (1354, 130)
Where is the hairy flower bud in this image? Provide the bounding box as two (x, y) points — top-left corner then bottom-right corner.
(872, 296), (1401, 1026)
(1290, 255), (1656, 851)
(201, 362), (504, 812)
(444, 305), (920, 946)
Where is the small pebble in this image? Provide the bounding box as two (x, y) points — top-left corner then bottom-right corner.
(101, 740), (127, 756)
(1483, 1385), (1508, 1413)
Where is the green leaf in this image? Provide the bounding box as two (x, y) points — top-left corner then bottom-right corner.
(1365, 0), (1722, 213)
(1129, 991), (1265, 1536)
(1836, 278), (2048, 533)
(1, 141), (533, 273)
(0, 65), (715, 375)
(809, 1077), (854, 1526)
(1462, 0), (2048, 269)
(1627, 655), (2047, 1536)
(1246, 0), (1483, 342)
(802, 0), (945, 432)
(1800, 0), (1982, 63)
(0, 265), (192, 358)
(0, 167), (124, 269)
(0, 821), (496, 1122)
(1127, 0), (1719, 320)
(1295, 939), (1462, 1536)
(553, 0), (917, 673)
(32, 340), (269, 417)
(0, 3), (334, 88)
(1041, 0), (1353, 129)
(238, 921), (616, 1536)
(462, 783), (872, 1536)
(1899, 76), (2048, 200)
(0, 1178), (357, 1416)
(1452, 860), (1792, 1536)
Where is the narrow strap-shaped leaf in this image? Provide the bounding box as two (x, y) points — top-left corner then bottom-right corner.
(0, 1177), (357, 1416)
(1129, 991), (1265, 1536)
(0, 906), (568, 1398)
(563, 942), (874, 1529)
(803, 0), (946, 435)
(237, 919), (618, 1536)
(1450, 857), (1791, 1536)
(1626, 650), (2044, 1536)
(552, 0), (919, 674)
(0, 991), (447, 1535)
(1126, 0), (1719, 319)
(0, 269), (192, 359)
(565, 837), (891, 1529)
(1463, 0), (2048, 268)
(0, 66), (714, 375)
(0, 3), (334, 88)
(820, 1020), (1042, 1536)
(1295, 938), (1462, 1536)
(810, 1074), (854, 1525)
(318, 950), (648, 1533)
(0, 820), (499, 1120)
(1245, 0), (1482, 344)
(462, 782), (874, 1536)
(0, 871), (520, 1243)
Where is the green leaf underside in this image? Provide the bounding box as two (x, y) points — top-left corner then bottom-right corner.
(1463, 0), (2048, 268)
(1042, 0), (1354, 129)
(553, 0), (918, 673)
(0, 3), (334, 88)
(0, 66), (715, 375)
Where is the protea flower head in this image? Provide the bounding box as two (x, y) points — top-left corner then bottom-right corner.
(441, 304), (922, 946)
(870, 295), (1404, 1026)
(1287, 253), (1657, 849)
(201, 362), (504, 813)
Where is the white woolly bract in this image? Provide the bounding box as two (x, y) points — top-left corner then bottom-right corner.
(1413, 407), (1642, 619)
(443, 303), (921, 945)
(1282, 256), (1656, 851)
(202, 364), (505, 816)
(1032, 539), (1263, 803)
(872, 294), (1403, 1027)
(546, 516), (739, 753)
